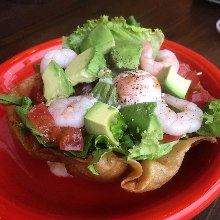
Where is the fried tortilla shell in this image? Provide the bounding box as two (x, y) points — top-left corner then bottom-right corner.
(121, 136), (216, 193)
(65, 153), (127, 182)
(5, 73), (128, 182)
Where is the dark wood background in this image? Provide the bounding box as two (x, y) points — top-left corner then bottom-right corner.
(0, 0), (219, 219)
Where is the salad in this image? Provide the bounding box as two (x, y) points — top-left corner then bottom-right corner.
(0, 16), (219, 193)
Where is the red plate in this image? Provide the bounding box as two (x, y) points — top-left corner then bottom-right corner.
(0, 39), (219, 220)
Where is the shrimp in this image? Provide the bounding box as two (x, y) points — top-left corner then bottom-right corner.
(155, 93), (203, 136)
(40, 48), (77, 74)
(140, 40), (179, 76)
(48, 95), (97, 128)
(114, 70), (161, 106)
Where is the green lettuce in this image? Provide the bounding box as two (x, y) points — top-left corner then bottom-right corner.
(107, 16), (164, 57)
(64, 16), (164, 57)
(0, 94), (32, 110)
(88, 135), (129, 175)
(86, 47), (107, 77)
(0, 94), (55, 147)
(126, 16), (141, 27)
(197, 100), (220, 137)
(91, 71), (119, 107)
(120, 102), (163, 141)
(88, 129), (179, 175)
(120, 134), (135, 149)
(67, 16), (107, 53)
(111, 113), (127, 141)
(62, 36), (71, 49)
(128, 130), (179, 160)
(15, 105), (57, 148)
(80, 24), (115, 53)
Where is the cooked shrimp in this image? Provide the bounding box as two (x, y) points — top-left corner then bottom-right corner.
(155, 93), (203, 136)
(140, 40), (179, 76)
(40, 48), (77, 74)
(48, 95), (97, 128)
(114, 70), (161, 106)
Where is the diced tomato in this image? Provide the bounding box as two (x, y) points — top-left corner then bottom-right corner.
(186, 88), (214, 108)
(161, 134), (182, 143)
(178, 63), (214, 108)
(27, 104), (86, 151)
(27, 103), (61, 142)
(185, 70), (200, 90)
(178, 63), (200, 90)
(58, 127), (84, 151)
(29, 77), (44, 104)
(80, 126), (87, 137)
(178, 63), (191, 77)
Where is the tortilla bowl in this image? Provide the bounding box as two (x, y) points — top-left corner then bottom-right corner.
(0, 38), (219, 220)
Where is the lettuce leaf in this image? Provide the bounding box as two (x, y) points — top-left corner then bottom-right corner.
(0, 94), (32, 110)
(197, 100), (220, 137)
(111, 113), (127, 141)
(65, 16), (164, 57)
(67, 16), (109, 53)
(62, 36), (71, 49)
(107, 16), (164, 57)
(88, 129), (179, 175)
(120, 134), (135, 149)
(88, 134), (129, 175)
(126, 16), (140, 27)
(128, 131), (179, 160)
(15, 106), (57, 148)
(92, 74), (119, 107)
(0, 94), (56, 147)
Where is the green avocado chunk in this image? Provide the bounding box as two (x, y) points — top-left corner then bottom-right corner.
(120, 102), (163, 140)
(157, 66), (191, 99)
(80, 24), (115, 53)
(84, 102), (125, 146)
(65, 47), (106, 86)
(42, 60), (74, 105)
(110, 43), (142, 70)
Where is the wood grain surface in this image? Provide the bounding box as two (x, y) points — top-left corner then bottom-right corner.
(0, 0), (219, 219)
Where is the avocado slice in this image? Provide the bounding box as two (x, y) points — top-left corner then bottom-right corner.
(42, 60), (74, 105)
(84, 102), (124, 146)
(157, 66), (191, 99)
(65, 47), (106, 86)
(110, 43), (142, 70)
(120, 102), (163, 140)
(80, 24), (115, 53)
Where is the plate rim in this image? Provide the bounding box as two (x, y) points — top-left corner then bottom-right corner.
(0, 38), (219, 220)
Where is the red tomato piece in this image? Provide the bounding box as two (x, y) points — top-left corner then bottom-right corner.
(186, 89), (214, 108)
(178, 63), (200, 90)
(178, 63), (191, 77)
(185, 70), (200, 90)
(80, 126), (87, 137)
(29, 77), (44, 104)
(161, 134), (182, 143)
(27, 103), (60, 142)
(59, 127), (84, 151)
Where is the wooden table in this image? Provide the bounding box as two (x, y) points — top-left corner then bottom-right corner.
(0, 0), (219, 219)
